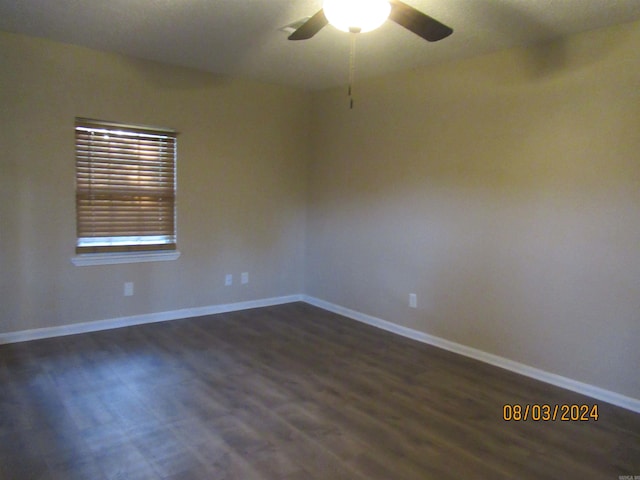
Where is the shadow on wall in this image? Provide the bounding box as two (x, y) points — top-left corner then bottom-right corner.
(444, 0), (636, 79)
(113, 1), (314, 90)
(316, 20), (640, 203)
(456, 0), (566, 78)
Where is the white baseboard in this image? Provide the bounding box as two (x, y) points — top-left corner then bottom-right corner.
(2, 293), (638, 413)
(302, 295), (640, 414)
(0, 294), (304, 345)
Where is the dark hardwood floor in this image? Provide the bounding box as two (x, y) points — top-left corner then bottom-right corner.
(1, 302), (638, 479)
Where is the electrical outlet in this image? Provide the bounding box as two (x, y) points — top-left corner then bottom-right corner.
(225, 274), (233, 286)
(241, 272), (249, 284)
(409, 293), (417, 308)
(124, 282), (134, 296)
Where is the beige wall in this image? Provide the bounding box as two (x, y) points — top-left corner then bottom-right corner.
(0, 32), (309, 332)
(306, 21), (640, 399)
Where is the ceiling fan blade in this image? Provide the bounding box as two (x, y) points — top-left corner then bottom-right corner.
(288, 9), (328, 40)
(389, 0), (453, 42)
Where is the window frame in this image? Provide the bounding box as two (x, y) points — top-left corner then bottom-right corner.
(72, 118), (180, 265)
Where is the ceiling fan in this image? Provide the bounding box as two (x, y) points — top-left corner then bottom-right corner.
(288, 0), (453, 42)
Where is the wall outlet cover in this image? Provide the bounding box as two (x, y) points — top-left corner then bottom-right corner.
(409, 293), (417, 308)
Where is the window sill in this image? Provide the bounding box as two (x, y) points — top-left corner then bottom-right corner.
(71, 250), (181, 266)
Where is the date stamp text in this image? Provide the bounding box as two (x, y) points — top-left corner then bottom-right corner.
(502, 403), (599, 422)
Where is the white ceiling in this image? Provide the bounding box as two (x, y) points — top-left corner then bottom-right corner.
(1, 0), (639, 90)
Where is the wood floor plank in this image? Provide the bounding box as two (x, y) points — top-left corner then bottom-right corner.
(0, 302), (638, 479)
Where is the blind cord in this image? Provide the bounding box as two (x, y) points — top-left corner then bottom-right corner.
(348, 32), (357, 109)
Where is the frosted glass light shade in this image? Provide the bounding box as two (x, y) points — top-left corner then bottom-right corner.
(323, 0), (391, 33)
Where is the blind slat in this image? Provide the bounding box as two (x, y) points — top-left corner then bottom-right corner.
(76, 181), (175, 189)
(76, 163), (175, 172)
(76, 152), (176, 163)
(76, 243), (177, 254)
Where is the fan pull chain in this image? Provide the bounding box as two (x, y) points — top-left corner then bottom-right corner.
(348, 32), (357, 109)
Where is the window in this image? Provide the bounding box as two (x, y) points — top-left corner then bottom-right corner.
(75, 118), (177, 255)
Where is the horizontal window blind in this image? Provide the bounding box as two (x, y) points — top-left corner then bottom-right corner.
(75, 118), (177, 254)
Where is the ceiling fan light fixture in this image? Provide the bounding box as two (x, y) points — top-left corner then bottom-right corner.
(323, 0), (391, 33)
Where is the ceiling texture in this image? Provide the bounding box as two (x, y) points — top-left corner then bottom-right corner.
(1, 0), (639, 90)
